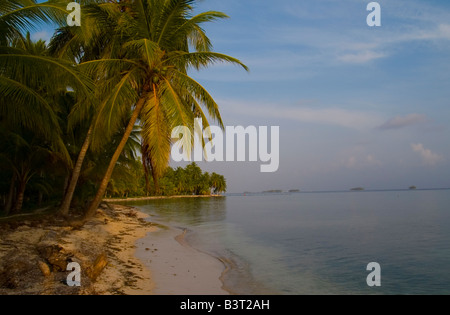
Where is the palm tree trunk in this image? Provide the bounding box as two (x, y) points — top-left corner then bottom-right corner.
(13, 178), (27, 213)
(150, 159), (160, 195)
(85, 95), (149, 219)
(142, 146), (151, 195)
(5, 173), (16, 215)
(60, 125), (94, 216)
(63, 174), (70, 196)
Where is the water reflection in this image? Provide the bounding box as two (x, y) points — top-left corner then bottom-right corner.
(123, 191), (450, 294)
(125, 197), (228, 226)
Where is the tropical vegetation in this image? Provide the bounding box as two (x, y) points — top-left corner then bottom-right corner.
(0, 0), (245, 218)
(106, 162), (227, 198)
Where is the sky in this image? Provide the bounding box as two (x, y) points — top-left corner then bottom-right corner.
(33, 0), (450, 193)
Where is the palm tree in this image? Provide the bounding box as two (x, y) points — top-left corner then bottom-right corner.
(0, 1), (91, 139)
(82, 0), (248, 218)
(0, 1), (93, 213)
(0, 124), (64, 213)
(49, 1), (126, 216)
(210, 172), (226, 194)
(0, 25), (92, 213)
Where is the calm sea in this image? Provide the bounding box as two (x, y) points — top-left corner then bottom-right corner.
(131, 190), (450, 295)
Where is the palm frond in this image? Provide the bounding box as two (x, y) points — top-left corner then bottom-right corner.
(0, 75), (60, 138)
(165, 51), (249, 71)
(177, 11), (229, 51)
(0, 0), (70, 45)
(172, 69), (224, 127)
(141, 87), (172, 182)
(0, 53), (95, 94)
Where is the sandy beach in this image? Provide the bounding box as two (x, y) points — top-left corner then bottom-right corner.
(0, 203), (228, 295)
(136, 225), (228, 295)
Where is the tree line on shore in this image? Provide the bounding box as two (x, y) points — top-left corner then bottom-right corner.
(106, 162), (227, 199)
(0, 0), (245, 217)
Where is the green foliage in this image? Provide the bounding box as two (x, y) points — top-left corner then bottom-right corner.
(104, 161), (227, 199)
(150, 163), (227, 197)
(1, 0), (237, 216)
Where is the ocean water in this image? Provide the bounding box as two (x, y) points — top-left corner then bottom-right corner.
(131, 190), (450, 295)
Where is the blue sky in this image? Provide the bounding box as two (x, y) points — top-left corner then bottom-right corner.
(33, 0), (450, 192)
(186, 0), (450, 192)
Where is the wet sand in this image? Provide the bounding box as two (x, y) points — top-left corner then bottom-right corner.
(136, 224), (229, 295)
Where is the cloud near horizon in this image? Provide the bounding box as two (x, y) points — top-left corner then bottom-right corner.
(411, 143), (444, 166)
(378, 114), (429, 130)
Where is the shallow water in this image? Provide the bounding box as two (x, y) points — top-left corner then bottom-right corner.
(131, 189), (450, 295)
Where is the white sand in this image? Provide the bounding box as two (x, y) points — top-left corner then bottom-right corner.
(136, 225), (229, 295)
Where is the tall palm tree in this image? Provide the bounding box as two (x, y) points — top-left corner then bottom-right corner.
(82, 0), (248, 218)
(0, 24), (94, 213)
(49, 1), (123, 216)
(0, 1), (95, 216)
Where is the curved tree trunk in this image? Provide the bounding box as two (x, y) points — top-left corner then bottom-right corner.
(60, 125), (93, 216)
(85, 95), (148, 219)
(5, 173), (17, 215)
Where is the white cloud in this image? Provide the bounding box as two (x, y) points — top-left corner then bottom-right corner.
(345, 154), (382, 169)
(274, 107), (381, 129)
(338, 51), (387, 64)
(411, 143), (444, 166)
(438, 24), (450, 40)
(341, 143), (383, 170)
(267, 2), (450, 66)
(379, 113), (429, 130)
(223, 100), (383, 130)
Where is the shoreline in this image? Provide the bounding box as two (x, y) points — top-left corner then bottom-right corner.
(104, 194), (224, 203)
(0, 203), (229, 295)
(134, 215), (229, 295)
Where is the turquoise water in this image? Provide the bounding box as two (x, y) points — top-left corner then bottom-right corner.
(131, 190), (450, 295)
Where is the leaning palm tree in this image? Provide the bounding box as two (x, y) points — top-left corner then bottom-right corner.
(49, 1), (125, 216)
(81, 0), (248, 218)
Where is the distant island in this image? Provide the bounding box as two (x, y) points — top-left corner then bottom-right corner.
(351, 187), (365, 191)
(263, 190), (283, 193)
(289, 190), (301, 193)
(409, 186), (417, 190)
